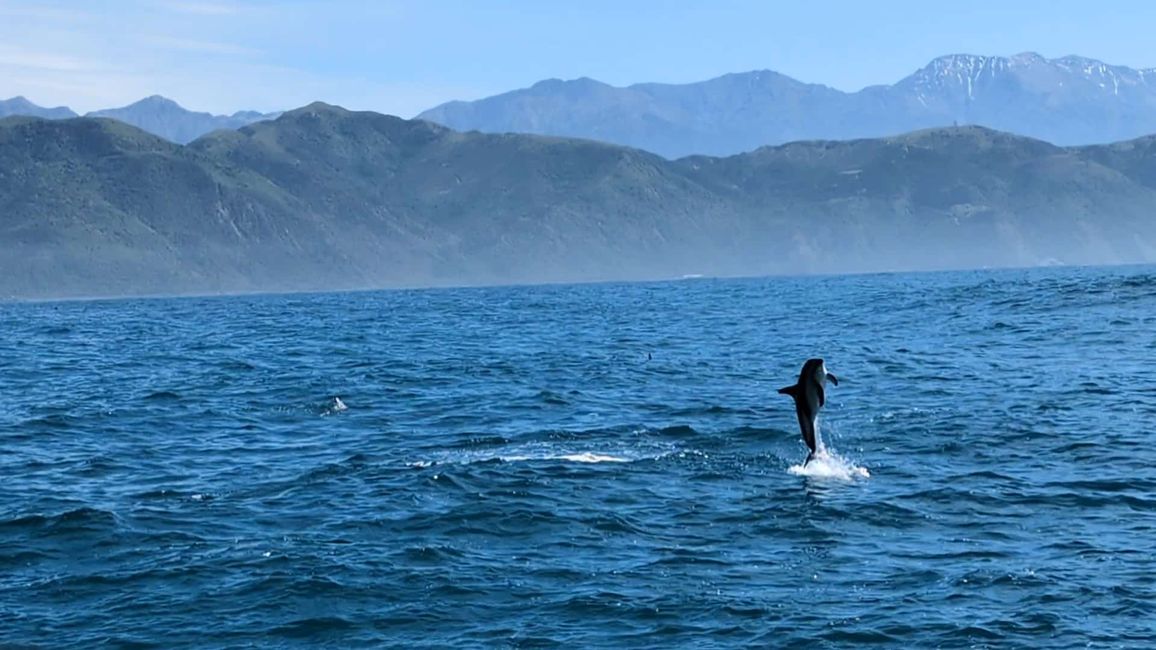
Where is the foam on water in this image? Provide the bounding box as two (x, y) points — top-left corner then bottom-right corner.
(785, 421), (869, 480)
(503, 452), (630, 463)
(407, 438), (682, 468)
(319, 396), (348, 416)
(787, 449), (870, 480)
(410, 449), (636, 467)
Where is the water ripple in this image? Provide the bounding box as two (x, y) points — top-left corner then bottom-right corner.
(2, 265), (1156, 646)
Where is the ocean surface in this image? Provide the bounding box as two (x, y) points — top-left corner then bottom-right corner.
(2, 266), (1155, 648)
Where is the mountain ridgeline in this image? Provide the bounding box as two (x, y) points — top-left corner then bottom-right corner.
(87, 96), (280, 144)
(2, 104), (1156, 299)
(0, 95), (279, 144)
(419, 53), (1156, 158)
(0, 96), (77, 120)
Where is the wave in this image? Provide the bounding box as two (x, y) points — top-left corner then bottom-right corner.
(512, 452), (628, 463)
(0, 507), (119, 534)
(409, 449), (638, 467)
(270, 616), (357, 638)
(143, 390), (181, 401)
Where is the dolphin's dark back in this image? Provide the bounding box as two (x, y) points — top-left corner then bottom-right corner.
(778, 383), (817, 457)
(778, 358), (833, 463)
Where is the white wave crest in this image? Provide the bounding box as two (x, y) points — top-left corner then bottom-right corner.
(531, 452), (629, 463)
(433, 451), (632, 465)
(408, 444), (670, 468)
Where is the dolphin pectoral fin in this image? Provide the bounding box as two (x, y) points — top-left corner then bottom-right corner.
(778, 384), (799, 397)
(817, 384), (825, 408)
(827, 372), (839, 386)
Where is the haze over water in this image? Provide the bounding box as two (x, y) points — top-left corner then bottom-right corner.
(2, 265), (1155, 647)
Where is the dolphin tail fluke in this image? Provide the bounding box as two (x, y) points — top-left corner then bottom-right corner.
(803, 450), (815, 466)
(778, 384), (799, 397)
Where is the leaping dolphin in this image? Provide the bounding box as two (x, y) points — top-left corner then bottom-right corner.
(778, 358), (839, 465)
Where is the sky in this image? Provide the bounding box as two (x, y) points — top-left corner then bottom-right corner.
(3, 0), (1156, 117)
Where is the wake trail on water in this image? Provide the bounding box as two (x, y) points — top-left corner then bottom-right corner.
(408, 452), (631, 468)
(407, 445), (672, 468)
(501, 452), (630, 464)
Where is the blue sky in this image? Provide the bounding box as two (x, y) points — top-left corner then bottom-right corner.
(2, 0), (1155, 116)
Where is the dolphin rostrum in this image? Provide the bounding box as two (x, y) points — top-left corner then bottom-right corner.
(778, 358), (839, 465)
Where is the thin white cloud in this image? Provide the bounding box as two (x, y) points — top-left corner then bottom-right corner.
(156, 0), (242, 16)
(0, 2), (90, 21)
(0, 45), (98, 72)
(3, 67), (148, 111)
(140, 34), (258, 56)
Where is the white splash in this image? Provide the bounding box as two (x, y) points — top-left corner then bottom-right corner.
(788, 449), (870, 481)
(332, 397), (348, 412)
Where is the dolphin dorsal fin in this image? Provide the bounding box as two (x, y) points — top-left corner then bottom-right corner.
(777, 384), (800, 397)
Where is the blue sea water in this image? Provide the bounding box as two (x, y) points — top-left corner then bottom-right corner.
(2, 266), (1156, 648)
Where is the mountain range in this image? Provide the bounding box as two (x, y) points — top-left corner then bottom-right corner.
(9, 52), (1156, 156)
(0, 95), (279, 144)
(418, 52), (1156, 158)
(3, 104), (1156, 299)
